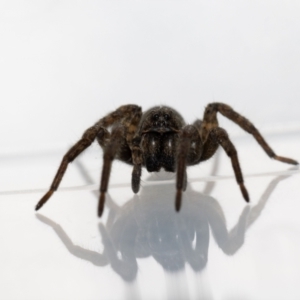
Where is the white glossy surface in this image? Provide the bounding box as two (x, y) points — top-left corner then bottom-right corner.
(1, 1), (300, 299)
(0, 133), (299, 300)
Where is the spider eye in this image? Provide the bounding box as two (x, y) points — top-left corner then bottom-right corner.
(153, 114), (159, 120)
(164, 114), (170, 120)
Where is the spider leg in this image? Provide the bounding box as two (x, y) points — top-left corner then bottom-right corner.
(35, 126), (99, 210)
(98, 125), (126, 217)
(209, 127), (249, 202)
(130, 136), (143, 193)
(36, 104), (142, 211)
(131, 163), (142, 193)
(176, 125), (202, 211)
(202, 103), (298, 165)
(128, 114), (144, 194)
(98, 106), (143, 216)
(96, 127), (110, 148)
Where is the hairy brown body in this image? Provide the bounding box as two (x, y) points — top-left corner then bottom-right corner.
(36, 103), (298, 216)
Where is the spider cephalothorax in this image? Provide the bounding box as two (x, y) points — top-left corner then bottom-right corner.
(36, 103), (298, 216)
(140, 106), (184, 133)
(136, 106), (185, 173)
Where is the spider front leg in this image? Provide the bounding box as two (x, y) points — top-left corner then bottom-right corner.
(131, 151), (142, 194)
(176, 125), (203, 211)
(129, 121), (144, 194)
(98, 125), (126, 217)
(209, 127), (249, 202)
(99, 106), (142, 216)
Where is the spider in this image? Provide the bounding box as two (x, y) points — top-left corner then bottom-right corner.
(35, 103), (298, 217)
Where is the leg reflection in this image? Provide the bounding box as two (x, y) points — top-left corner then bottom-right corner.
(35, 159), (297, 281)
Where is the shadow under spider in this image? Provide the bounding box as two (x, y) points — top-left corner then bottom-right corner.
(36, 154), (296, 282)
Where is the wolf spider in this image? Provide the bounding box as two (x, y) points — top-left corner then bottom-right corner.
(35, 103), (298, 217)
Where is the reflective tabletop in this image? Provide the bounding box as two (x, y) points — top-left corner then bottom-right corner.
(0, 132), (299, 300)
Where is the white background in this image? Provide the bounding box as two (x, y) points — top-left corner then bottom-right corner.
(1, 0), (300, 153)
(0, 1), (300, 300)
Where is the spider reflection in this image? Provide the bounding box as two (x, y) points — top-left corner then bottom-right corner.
(36, 168), (292, 282)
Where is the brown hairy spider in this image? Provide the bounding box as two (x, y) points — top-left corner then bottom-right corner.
(35, 103), (298, 217)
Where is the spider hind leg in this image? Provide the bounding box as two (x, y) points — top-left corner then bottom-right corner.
(209, 127), (249, 202)
(204, 102), (298, 165)
(35, 126), (99, 211)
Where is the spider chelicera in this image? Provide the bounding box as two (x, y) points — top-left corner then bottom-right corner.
(35, 103), (298, 216)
